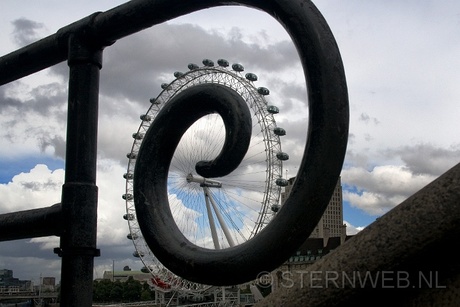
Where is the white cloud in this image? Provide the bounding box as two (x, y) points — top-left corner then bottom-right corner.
(96, 159), (131, 247)
(0, 164), (63, 213)
(0, 160), (135, 281)
(344, 221), (364, 236)
(342, 165), (436, 216)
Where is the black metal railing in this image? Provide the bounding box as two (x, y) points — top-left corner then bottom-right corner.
(0, 0), (349, 306)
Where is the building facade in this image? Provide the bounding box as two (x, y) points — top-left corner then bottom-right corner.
(0, 269), (32, 292)
(280, 176), (347, 241)
(264, 177), (351, 294)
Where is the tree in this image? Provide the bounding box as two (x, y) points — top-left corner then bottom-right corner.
(123, 276), (142, 302)
(93, 279), (113, 302)
(109, 280), (123, 302)
(140, 288), (152, 301)
(141, 281), (154, 301)
(93, 277), (148, 303)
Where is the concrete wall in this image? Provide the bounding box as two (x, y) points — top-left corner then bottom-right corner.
(256, 162), (460, 307)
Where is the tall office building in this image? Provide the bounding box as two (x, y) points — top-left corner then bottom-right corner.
(280, 176), (346, 241)
(258, 177), (350, 295)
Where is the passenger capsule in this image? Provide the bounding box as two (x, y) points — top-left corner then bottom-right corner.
(126, 152), (137, 159)
(267, 105), (279, 114)
(217, 59), (229, 67)
(271, 204), (281, 212)
(188, 63), (199, 70)
(276, 178), (289, 187)
(141, 267), (149, 273)
(273, 127), (286, 136)
(132, 132), (144, 140)
(232, 63), (244, 72)
(149, 98), (160, 105)
(245, 73), (258, 81)
(202, 59), (214, 67)
(127, 233), (138, 240)
(123, 173), (134, 180)
(123, 213), (135, 221)
(276, 152), (289, 161)
(258, 87), (270, 95)
(140, 114), (152, 121)
(133, 251), (144, 258)
(174, 71), (184, 78)
(122, 193), (134, 200)
(161, 83), (170, 90)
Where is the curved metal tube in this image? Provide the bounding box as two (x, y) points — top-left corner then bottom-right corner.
(131, 0), (349, 286)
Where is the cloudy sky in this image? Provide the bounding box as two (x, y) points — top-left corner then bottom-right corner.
(1, 0), (459, 284)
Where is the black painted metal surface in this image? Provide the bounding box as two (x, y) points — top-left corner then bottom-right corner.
(0, 203), (62, 241)
(54, 34), (102, 307)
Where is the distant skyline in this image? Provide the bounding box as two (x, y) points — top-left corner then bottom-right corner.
(1, 0), (460, 283)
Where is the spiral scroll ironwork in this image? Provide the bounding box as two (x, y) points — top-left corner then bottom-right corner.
(125, 0), (349, 287)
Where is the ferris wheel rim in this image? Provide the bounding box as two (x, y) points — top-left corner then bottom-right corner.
(124, 59), (286, 291)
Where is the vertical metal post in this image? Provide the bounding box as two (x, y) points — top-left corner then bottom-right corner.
(55, 33), (102, 307)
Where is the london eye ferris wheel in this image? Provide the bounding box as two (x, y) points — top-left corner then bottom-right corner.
(123, 58), (289, 291)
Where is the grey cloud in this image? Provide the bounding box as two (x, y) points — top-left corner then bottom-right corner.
(0, 80), (67, 160)
(342, 164), (435, 216)
(269, 77), (307, 113)
(0, 22), (302, 168)
(0, 238), (133, 283)
(11, 18), (45, 47)
(344, 149), (370, 169)
(100, 23), (298, 108)
(341, 143), (459, 216)
(20, 179), (60, 191)
(359, 112), (379, 125)
(0, 239), (61, 281)
(28, 83), (67, 117)
(359, 113), (369, 122)
(39, 135), (66, 159)
(388, 143), (460, 177)
(0, 82), (66, 116)
(91, 22), (302, 164)
(0, 86), (20, 111)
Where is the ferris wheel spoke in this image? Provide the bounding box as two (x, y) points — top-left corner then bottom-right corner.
(209, 191), (249, 242)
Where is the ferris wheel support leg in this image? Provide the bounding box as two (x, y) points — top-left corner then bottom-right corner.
(204, 187), (235, 247)
(204, 188), (221, 250)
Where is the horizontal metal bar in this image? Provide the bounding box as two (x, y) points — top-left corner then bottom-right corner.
(0, 0), (220, 84)
(0, 203), (62, 241)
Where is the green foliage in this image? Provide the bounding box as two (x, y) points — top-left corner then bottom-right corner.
(123, 276), (142, 302)
(93, 279), (113, 302)
(140, 289), (153, 301)
(110, 280), (123, 302)
(93, 277), (155, 303)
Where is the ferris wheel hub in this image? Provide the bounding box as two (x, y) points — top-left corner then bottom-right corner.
(186, 173), (222, 188)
